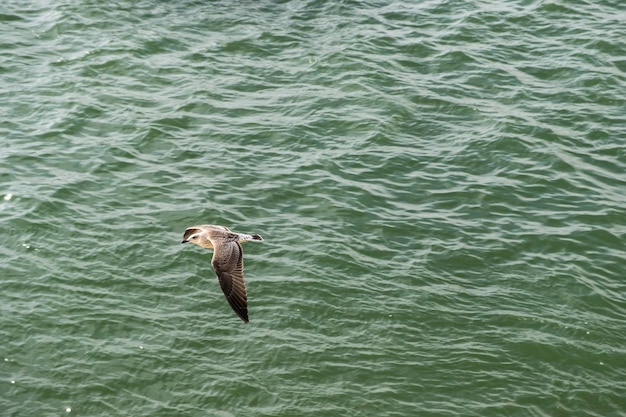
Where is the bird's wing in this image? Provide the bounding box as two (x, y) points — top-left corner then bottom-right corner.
(211, 239), (248, 323)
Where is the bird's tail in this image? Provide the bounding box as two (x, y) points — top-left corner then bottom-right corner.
(238, 233), (264, 242)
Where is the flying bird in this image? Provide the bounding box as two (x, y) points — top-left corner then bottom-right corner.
(181, 224), (263, 323)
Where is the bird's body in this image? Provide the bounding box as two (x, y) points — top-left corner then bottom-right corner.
(181, 224), (263, 323)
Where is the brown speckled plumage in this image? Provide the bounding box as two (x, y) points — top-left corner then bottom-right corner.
(181, 224), (263, 323)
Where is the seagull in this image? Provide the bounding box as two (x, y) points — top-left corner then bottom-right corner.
(181, 224), (263, 323)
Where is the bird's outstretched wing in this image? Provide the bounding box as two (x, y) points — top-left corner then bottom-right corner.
(211, 240), (248, 323)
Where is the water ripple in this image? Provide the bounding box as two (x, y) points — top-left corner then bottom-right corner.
(2, 0), (625, 416)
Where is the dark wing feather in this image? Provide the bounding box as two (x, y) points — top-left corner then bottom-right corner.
(211, 240), (249, 323)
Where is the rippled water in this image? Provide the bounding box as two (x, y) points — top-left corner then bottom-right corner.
(2, 1), (626, 416)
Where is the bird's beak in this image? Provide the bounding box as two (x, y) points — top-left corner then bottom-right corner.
(181, 240), (188, 244)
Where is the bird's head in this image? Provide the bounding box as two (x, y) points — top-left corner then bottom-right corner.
(181, 227), (205, 246)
